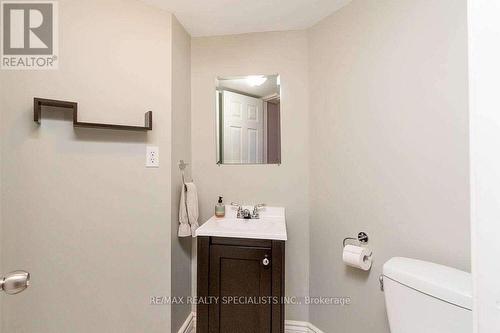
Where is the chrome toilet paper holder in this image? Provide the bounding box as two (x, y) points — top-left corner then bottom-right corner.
(343, 232), (369, 248)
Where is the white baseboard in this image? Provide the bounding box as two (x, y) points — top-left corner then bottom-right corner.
(285, 320), (325, 333)
(179, 313), (324, 333)
(177, 312), (196, 333)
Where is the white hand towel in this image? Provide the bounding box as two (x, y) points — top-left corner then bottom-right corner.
(178, 185), (191, 237)
(185, 182), (200, 236)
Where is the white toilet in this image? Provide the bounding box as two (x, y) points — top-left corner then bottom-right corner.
(383, 257), (472, 333)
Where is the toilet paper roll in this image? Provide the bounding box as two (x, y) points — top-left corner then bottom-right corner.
(342, 245), (373, 271)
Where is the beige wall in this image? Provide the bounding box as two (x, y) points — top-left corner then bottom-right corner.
(308, 0), (470, 332)
(0, 0), (173, 332)
(171, 15), (193, 332)
(191, 31), (310, 321)
(0, 62), (2, 328)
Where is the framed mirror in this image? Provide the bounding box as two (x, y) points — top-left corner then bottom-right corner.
(216, 74), (281, 165)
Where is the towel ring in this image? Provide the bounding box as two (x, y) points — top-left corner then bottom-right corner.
(179, 160), (189, 171)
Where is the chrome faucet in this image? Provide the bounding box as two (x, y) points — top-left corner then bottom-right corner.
(231, 202), (266, 219)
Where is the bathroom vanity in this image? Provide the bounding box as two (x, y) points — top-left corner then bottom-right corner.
(196, 206), (287, 333)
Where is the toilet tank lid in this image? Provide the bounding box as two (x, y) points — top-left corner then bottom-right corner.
(383, 257), (472, 310)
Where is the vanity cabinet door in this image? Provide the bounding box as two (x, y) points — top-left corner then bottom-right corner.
(209, 245), (272, 333)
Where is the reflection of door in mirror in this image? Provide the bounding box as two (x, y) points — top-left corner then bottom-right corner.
(216, 74), (281, 165)
(222, 91), (264, 164)
(266, 101), (281, 164)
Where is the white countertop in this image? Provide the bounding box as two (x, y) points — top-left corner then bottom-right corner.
(195, 205), (287, 241)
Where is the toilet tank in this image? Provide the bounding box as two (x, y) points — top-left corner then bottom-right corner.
(383, 257), (472, 333)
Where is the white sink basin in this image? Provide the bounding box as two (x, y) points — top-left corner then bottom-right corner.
(195, 205), (287, 241)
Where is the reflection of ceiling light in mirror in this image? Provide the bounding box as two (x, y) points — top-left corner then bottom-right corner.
(277, 75), (280, 86)
(246, 75), (267, 87)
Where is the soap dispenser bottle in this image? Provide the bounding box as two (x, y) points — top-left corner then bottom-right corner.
(215, 196), (225, 218)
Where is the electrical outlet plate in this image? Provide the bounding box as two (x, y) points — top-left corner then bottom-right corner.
(146, 146), (159, 168)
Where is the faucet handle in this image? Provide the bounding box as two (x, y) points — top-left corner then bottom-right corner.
(231, 202), (244, 218)
(252, 204), (266, 219)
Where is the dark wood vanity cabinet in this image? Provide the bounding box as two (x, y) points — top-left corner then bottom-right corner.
(197, 237), (285, 333)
